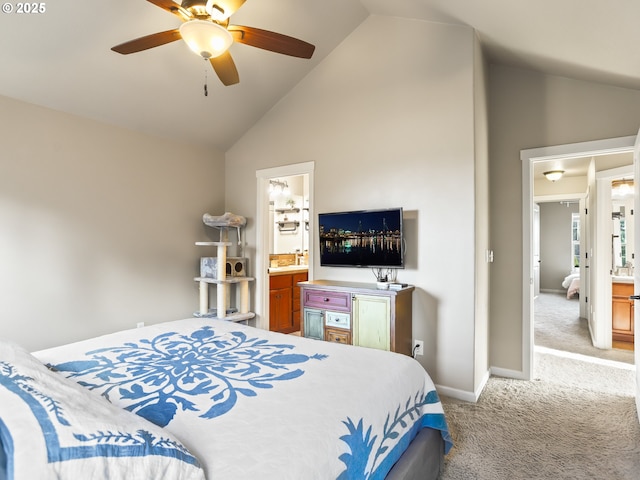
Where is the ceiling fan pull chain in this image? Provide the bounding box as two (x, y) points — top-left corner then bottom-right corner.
(204, 59), (209, 96)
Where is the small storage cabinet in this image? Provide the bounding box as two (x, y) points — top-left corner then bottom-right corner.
(269, 270), (308, 333)
(300, 280), (413, 356)
(612, 281), (635, 343)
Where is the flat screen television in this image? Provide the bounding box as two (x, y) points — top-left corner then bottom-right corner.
(318, 207), (404, 268)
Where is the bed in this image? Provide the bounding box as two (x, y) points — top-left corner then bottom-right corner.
(1, 318), (452, 479)
(562, 272), (580, 299)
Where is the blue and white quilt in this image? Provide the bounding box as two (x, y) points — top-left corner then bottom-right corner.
(34, 318), (452, 479)
(0, 340), (205, 480)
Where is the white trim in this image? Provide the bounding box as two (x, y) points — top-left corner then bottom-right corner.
(633, 129), (640, 422)
(255, 162), (315, 331)
(520, 136), (636, 162)
(256, 161), (315, 179)
(521, 136), (636, 380)
(489, 366), (528, 380)
(435, 385), (477, 403)
(436, 369), (490, 403)
(592, 165), (633, 349)
(534, 193), (586, 203)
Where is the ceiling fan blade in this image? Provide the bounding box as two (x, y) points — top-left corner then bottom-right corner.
(111, 29), (182, 55)
(228, 25), (315, 59)
(210, 51), (240, 86)
(146, 0), (192, 19)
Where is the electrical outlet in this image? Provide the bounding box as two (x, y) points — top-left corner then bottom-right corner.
(136, 322), (145, 328)
(413, 340), (424, 357)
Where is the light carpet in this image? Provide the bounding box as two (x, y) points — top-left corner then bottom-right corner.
(534, 292), (634, 364)
(440, 350), (639, 479)
(440, 292), (638, 479)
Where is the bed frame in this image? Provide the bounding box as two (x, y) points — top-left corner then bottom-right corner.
(387, 427), (444, 479)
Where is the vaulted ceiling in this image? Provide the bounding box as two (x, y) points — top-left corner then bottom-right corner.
(2, 0), (640, 151)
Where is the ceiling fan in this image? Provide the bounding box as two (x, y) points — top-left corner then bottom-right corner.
(111, 0), (316, 86)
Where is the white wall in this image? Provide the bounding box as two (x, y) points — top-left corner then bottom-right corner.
(226, 15), (483, 395)
(0, 95), (225, 351)
(535, 176), (587, 197)
(489, 65), (640, 371)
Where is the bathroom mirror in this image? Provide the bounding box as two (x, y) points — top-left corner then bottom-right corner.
(611, 178), (634, 274)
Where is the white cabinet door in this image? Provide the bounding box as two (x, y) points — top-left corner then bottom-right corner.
(303, 308), (324, 340)
(353, 295), (390, 351)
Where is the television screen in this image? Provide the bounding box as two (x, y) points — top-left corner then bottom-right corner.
(318, 208), (404, 268)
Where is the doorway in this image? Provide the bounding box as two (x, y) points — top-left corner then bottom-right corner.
(521, 135), (637, 380)
(255, 162), (315, 331)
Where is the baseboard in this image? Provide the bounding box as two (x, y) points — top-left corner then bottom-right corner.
(476, 369), (490, 397)
(489, 365), (528, 380)
(436, 369), (490, 403)
(540, 288), (565, 294)
(436, 384), (477, 402)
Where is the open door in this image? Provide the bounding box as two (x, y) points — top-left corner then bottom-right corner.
(633, 127), (640, 421)
(533, 203), (540, 298)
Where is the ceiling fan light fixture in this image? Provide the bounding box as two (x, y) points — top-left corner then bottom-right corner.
(179, 19), (233, 59)
(543, 170), (565, 182)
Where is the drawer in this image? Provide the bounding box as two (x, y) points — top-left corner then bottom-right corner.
(325, 311), (350, 330)
(612, 282), (634, 296)
(303, 289), (351, 312)
(325, 328), (352, 345)
(293, 272), (308, 284)
(270, 274), (292, 290)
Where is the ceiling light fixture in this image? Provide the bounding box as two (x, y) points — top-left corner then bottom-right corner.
(179, 19), (233, 59)
(269, 179), (289, 196)
(612, 179), (634, 197)
(543, 170), (565, 182)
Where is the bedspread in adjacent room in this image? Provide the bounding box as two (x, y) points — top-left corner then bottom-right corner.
(34, 318), (452, 479)
(562, 272), (580, 299)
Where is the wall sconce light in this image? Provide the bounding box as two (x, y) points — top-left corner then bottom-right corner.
(543, 170), (565, 182)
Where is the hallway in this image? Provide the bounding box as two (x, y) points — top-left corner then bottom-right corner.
(534, 292), (634, 365)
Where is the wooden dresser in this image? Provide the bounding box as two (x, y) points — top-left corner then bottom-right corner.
(299, 280), (414, 356)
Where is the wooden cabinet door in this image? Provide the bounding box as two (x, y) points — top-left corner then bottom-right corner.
(303, 308), (324, 340)
(291, 272), (308, 332)
(353, 295), (390, 351)
(270, 288), (293, 333)
(612, 283), (634, 342)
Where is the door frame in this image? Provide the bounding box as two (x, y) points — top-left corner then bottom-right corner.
(255, 162), (315, 331)
(520, 135), (636, 380)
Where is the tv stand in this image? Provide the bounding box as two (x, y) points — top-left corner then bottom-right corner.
(298, 280), (414, 356)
